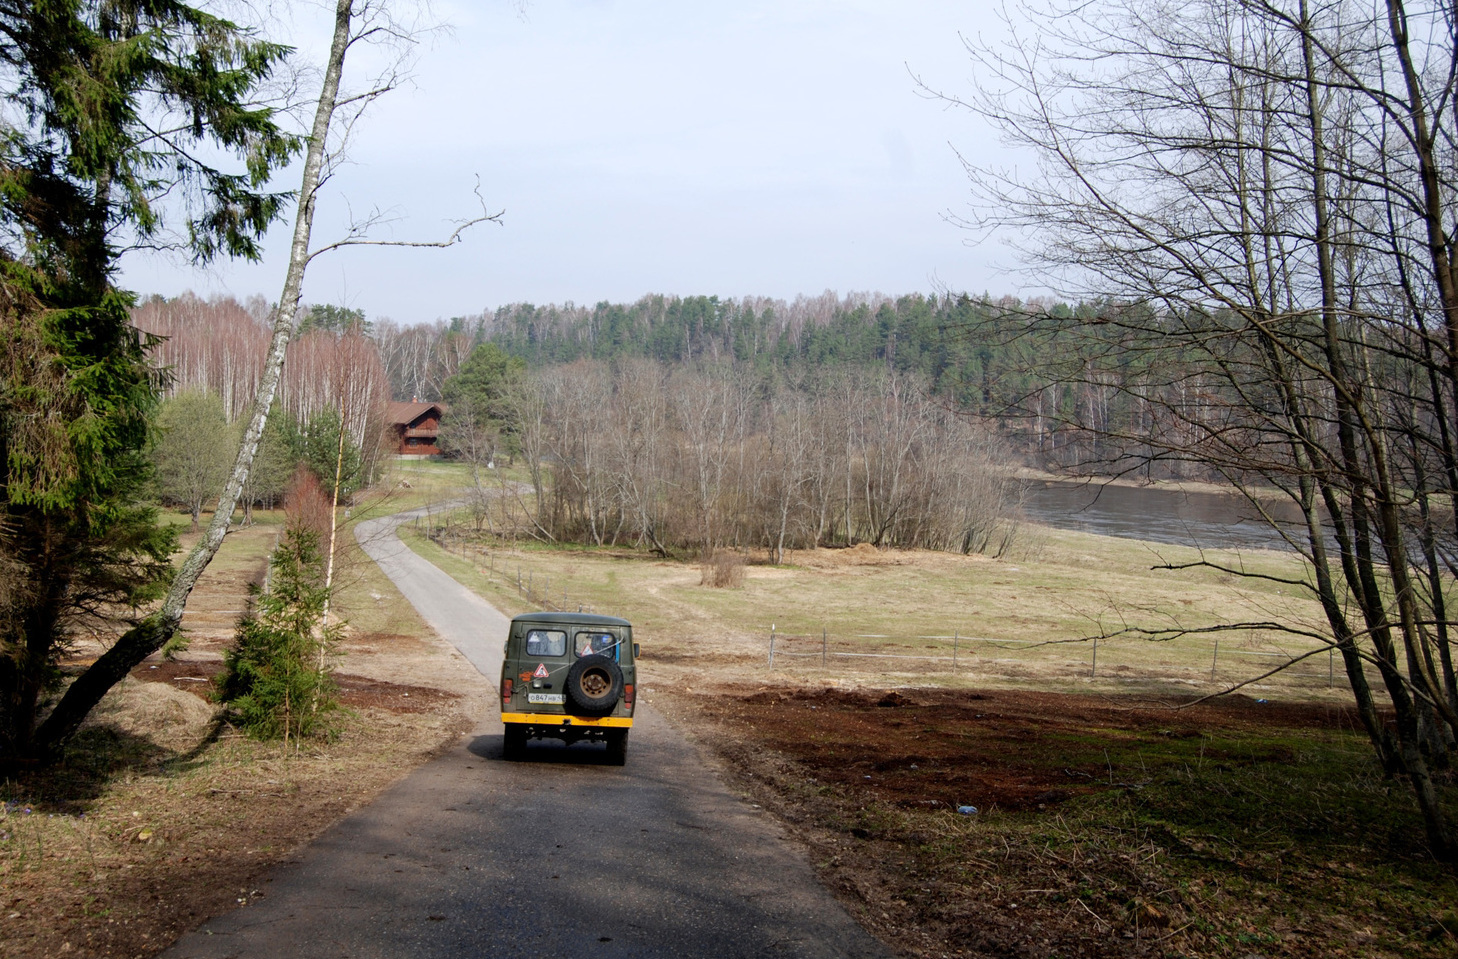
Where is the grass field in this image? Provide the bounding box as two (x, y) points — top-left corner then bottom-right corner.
(396, 493), (1458, 957)
(401, 515), (1356, 700)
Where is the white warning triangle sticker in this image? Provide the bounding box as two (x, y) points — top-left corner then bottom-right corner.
(533, 663), (549, 679)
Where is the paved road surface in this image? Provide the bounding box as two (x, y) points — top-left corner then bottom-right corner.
(162, 508), (889, 959)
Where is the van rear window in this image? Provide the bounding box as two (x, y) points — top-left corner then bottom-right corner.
(576, 631), (619, 659)
(525, 629), (567, 657)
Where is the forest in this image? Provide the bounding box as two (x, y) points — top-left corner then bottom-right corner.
(133, 289), (1031, 558)
(136, 286), (1134, 479)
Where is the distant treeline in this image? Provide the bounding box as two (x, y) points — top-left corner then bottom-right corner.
(452, 291), (1015, 411)
(409, 291), (1140, 475)
(135, 289), (1189, 478)
(133, 293), (392, 481)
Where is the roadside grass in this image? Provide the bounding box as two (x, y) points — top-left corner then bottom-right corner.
(347, 460), (465, 522)
(702, 687), (1458, 958)
(1, 477), (489, 959)
(395, 524), (537, 619)
(879, 743), (1458, 957)
(399, 519), (1357, 698)
(333, 532), (437, 639)
(346, 459), (534, 525)
(0, 705), (478, 959)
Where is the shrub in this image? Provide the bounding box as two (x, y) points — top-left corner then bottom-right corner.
(699, 549), (745, 588)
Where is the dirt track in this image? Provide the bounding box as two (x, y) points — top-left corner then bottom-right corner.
(156, 508), (890, 959)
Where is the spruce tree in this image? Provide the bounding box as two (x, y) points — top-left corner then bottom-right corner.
(0, 1), (298, 762)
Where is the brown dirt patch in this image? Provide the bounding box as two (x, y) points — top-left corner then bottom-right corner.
(130, 660), (462, 715)
(673, 684), (1453, 959)
(703, 685), (1363, 813)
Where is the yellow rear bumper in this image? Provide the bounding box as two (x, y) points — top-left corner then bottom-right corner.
(502, 712), (633, 728)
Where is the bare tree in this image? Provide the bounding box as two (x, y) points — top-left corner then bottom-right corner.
(758, 385), (814, 565)
(671, 366), (751, 558)
(932, 0), (1456, 856)
(542, 362), (616, 544)
(606, 358), (673, 555)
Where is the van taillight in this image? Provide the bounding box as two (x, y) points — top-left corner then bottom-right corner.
(501, 678), (512, 710)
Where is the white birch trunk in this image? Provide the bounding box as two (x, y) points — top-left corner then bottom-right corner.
(35, 0), (358, 751)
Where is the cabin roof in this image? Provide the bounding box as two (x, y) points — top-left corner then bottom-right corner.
(386, 400), (443, 426)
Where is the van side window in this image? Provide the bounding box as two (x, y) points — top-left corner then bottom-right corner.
(525, 629), (567, 657)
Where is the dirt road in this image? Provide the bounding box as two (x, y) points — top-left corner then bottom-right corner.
(159, 508), (888, 959)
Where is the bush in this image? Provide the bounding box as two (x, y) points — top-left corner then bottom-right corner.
(699, 549), (745, 588)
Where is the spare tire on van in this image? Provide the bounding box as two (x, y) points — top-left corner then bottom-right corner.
(565, 654), (623, 715)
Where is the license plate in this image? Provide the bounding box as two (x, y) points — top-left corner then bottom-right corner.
(527, 693), (564, 705)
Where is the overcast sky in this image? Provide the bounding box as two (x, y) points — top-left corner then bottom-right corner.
(118, 1), (1015, 326)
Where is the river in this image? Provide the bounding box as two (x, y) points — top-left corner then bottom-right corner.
(1020, 479), (1308, 551)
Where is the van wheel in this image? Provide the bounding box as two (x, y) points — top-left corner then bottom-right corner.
(503, 724), (526, 761)
(606, 729), (628, 766)
(565, 655), (623, 715)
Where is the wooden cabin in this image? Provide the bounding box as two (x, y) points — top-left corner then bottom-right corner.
(387, 398), (445, 457)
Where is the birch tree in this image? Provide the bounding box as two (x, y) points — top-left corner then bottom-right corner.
(35, 0), (499, 754)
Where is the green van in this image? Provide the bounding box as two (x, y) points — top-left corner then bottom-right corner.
(499, 611), (638, 764)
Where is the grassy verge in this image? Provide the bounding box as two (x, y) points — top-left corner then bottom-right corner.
(689, 686), (1458, 958)
(0, 483), (489, 959)
(345, 459), (534, 525)
(0, 700), (480, 958)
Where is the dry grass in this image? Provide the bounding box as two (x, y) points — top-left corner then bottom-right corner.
(2, 488), (491, 959)
(401, 521), (1353, 701)
(0, 699), (482, 959)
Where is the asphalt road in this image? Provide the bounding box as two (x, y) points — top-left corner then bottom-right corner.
(161, 508), (890, 959)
